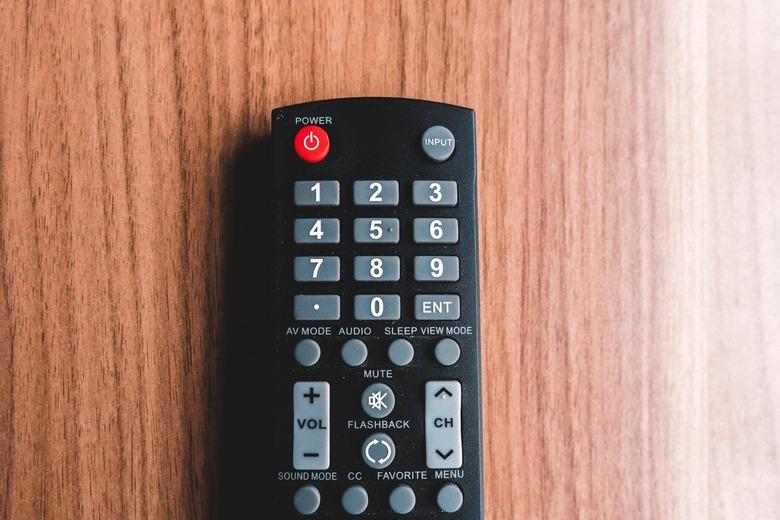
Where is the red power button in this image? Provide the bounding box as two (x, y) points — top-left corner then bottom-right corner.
(294, 125), (330, 163)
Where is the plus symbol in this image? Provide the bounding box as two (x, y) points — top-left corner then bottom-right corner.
(304, 387), (320, 404)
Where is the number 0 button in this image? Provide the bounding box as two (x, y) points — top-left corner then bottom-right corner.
(355, 295), (401, 320)
(413, 218), (458, 244)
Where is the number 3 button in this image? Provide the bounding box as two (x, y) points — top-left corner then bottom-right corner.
(412, 181), (457, 206)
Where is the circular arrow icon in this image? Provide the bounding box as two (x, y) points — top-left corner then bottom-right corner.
(361, 433), (396, 469)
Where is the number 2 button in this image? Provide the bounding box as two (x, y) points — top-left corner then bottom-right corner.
(353, 181), (399, 206)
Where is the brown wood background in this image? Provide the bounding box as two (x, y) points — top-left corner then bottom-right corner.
(1, 1), (778, 518)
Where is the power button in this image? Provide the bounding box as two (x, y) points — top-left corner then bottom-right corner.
(294, 125), (330, 163)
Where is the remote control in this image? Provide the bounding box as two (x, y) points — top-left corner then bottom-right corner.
(270, 98), (482, 518)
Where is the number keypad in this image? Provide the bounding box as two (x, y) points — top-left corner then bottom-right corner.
(292, 183), (460, 320)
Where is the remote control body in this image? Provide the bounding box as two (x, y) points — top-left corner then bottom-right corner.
(270, 98), (482, 518)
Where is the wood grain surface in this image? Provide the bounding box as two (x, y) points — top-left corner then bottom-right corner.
(1, 1), (778, 518)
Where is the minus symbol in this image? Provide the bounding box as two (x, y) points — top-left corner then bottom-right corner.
(303, 452), (319, 458)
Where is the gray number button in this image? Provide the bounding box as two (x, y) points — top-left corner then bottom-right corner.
(413, 218), (458, 244)
(354, 256), (400, 281)
(294, 257), (340, 282)
(353, 180), (399, 206)
(414, 256), (459, 281)
(295, 218), (340, 244)
(413, 181), (457, 206)
(354, 295), (401, 320)
(294, 295), (340, 320)
(354, 218), (399, 243)
(295, 181), (339, 206)
(415, 295), (460, 320)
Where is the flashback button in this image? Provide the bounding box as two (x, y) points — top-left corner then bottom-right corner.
(361, 433), (396, 470)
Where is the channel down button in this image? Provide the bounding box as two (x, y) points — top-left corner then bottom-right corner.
(425, 381), (463, 469)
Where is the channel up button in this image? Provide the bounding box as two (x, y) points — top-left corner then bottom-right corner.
(425, 381), (463, 469)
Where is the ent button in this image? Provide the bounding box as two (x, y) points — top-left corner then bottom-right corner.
(425, 381), (463, 469)
(415, 295), (460, 320)
(293, 382), (330, 470)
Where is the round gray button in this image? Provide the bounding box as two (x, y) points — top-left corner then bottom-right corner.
(361, 383), (395, 418)
(389, 484), (416, 514)
(341, 339), (368, 366)
(293, 485), (321, 515)
(388, 339), (414, 366)
(434, 338), (461, 366)
(421, 125), (456, 162)
(361, 433), (396, 469)
(436, 483), (463, 513)
(294, 339), (321, 366)
(342, 484), (369, 515)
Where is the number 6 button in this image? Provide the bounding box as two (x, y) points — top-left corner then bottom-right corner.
(413, 218), (458, 244)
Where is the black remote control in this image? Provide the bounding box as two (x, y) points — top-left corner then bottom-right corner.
(270, 98), (482, 518)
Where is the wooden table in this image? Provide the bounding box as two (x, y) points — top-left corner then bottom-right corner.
(2, 1), (778, 518)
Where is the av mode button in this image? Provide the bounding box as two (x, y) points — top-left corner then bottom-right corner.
(421, 125), (456, 162)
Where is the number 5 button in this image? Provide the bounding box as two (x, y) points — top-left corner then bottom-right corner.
(354, 218), (400, 243)
(412, 181), (457, 206)
(413, 218), (458, 244)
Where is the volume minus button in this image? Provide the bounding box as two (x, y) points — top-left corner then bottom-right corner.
(293, 382), (330, 470)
